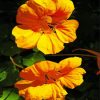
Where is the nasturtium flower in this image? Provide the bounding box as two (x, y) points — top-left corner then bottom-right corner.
(15, 57), (86, 100)
(12, 0), (79, 54)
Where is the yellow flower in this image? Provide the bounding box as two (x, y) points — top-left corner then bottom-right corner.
(15, 57), (86, 100)
(12, 0), (79, 54)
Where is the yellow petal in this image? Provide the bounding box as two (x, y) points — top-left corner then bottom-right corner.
(57, 0), (74, 13)
(37, 33), (64, 54)
(48, 33), (64, 54)
(58, 77), (75, 89)
(12, 26), (42, 49)
(51, 84), (57, 100)
(59, 57), (82, 69)
(52, 83), (67, 99)
(37, 34), (53, 54)
(25, 84), (53, 100)
(55, 20), (79, 43)
(69, 68), (86, 75)
(56, 82), (68, 96)
(58, 67), (86, 89)
(29, 0), (56, 15)
(63, 75), (84, 89)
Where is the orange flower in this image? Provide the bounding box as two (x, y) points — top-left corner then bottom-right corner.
(15, 57), (86, 100)
(12, 0), (79, 54)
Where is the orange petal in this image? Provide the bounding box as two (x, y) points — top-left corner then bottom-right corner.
(15, 80), (33, 90)
(12, 26), (42, 49)
(19, 65), (39, 80)
(37, 33), (64, 54)
(16, 4), (41, 31)
(55, 20), (79, 43)
(51, 0), (74, 23)
(35, 61), (60, 72)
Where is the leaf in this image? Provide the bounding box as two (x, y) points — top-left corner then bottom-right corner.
(33, 48), (40, 52)
(73, 48), (100, 75)
(0, 62), (19, 87)
(23, 53), (45, 66)
(0, 41), (21, 56)
(14, 55), (22, 65)
(0, 71), (7, 82)
(0, 88), (23, 100)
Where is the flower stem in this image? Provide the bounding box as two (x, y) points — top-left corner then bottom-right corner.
(10, 56), (23, 69)
(47, 54), (96, 58)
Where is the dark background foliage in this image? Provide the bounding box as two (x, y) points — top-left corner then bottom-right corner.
(0, 0), (100, 100)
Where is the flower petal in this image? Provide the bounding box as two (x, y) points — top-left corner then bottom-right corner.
(12, 26), (42, 49)
(58, 77), (75, 89)
(59, 57), (82, 70)
(52, 83), (67, 100)
(30, 0), (56, 15)
(37, 34), (53, 54)
(25, 84), (53, 100)
(16, 4), (41, 31)
(48, 33), (64, 54)
(19, 65), (39, 80)
(37, 33), (64, 54)
(35, 61), (60, 72)
(55, 20), (79, 43)
(51, 0), (74, 23)
(59, 68), (86, 89)
(69, 68), (86, 75)
(15, 80), (33, 90)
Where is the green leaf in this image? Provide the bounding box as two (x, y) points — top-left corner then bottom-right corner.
(0, 41), (21, 56)
(14, 55), (23, 66)
(0, 62), (19, 87)
(23, 53), (45, 66)
(0, 71), (7, 82)
(33, 48), (40, 52)
(0, 88), (23, 100)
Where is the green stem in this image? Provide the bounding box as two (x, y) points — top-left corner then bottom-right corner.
(10, 56), (23, 69)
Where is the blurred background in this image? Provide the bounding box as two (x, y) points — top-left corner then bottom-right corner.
(0, 0), (100, 100)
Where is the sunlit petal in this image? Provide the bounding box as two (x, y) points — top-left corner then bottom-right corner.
(12, 26), (42, 49)
(55, 20), (79, 43)
(37, 33), (64, 54)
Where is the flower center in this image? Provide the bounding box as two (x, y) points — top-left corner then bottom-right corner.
(39, 16), (54, 34)
(44, 71), (62, 84)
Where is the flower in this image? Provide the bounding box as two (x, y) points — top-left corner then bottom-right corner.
(12, 0), (79, 54)
(15, 57), (86, 100)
